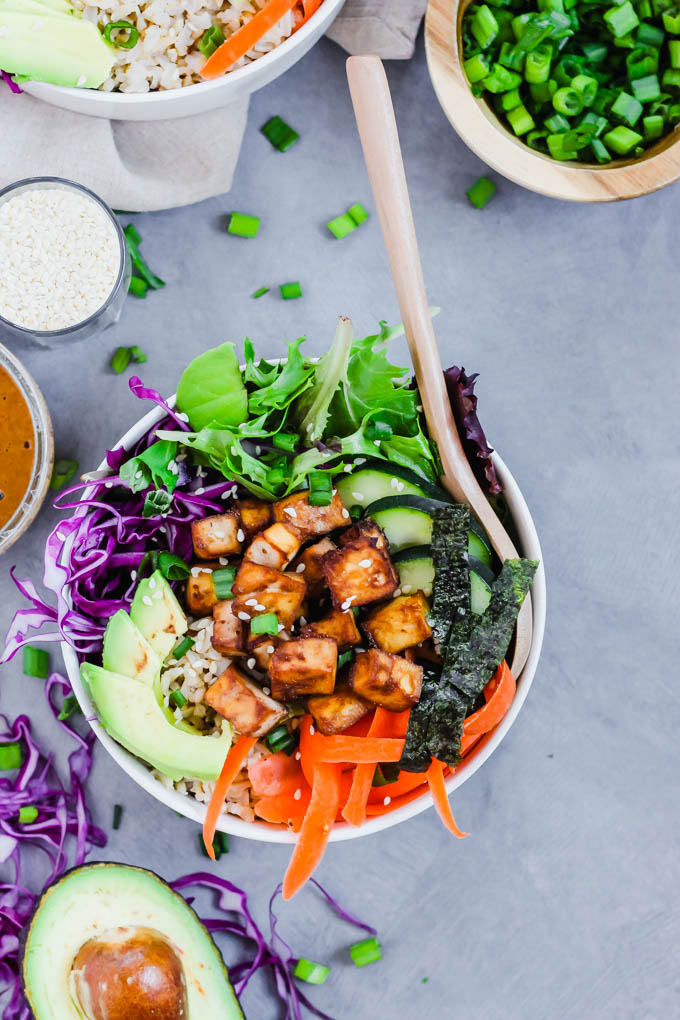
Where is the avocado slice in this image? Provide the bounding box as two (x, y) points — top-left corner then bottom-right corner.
(130, 571), (187, 662)
(23, 863), (244, 1020)
(0, 10), (113, 89)
(81, 664), (231, 782)
(102, 610), (161, 686)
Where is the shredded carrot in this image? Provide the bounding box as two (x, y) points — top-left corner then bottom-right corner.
(365, 786), (428, 815)
(367, 768), (428, 802)
(247, 751), (303, 797)
(203, 735), (257, 860)
(427, 759), (467, 838)
(463, 660), (516, 737)
(342, 708), (402, 826)
(314, 735), (405, 764)
(255, 786), (311, 826)
(201, 0), (299, 79)
(282, 761), (342, 900)
(293, 0), (323, 30)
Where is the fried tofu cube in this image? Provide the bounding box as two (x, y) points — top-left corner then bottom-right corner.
(268, 637), (337, 700)
(204, 664), (286, 738)
(211, 600), (245, 656)
(338, 519), (388, 550)
(362, 594), (432, 654)
(191, 512), (243, 560)
(185, 565), (218, 615)
(273, 489), (349, 540)
(232, 589), (304, 630)
(307, 683), (372, 736)
(243, 523), (301, 569)
(322, 537), (398, 610)
(232, 561), (306, 599)
(291, 538), (336, 599)
(348, 649), (423, 711)
(236, 497), (273, 539)
(300, 608), (361, 651)
(248, 635), (284, 671)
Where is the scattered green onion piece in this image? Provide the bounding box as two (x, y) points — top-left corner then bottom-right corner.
(50, 458), (78, 491)
(129, 276), (148, 298)
(498, 86), (523, 110)
(266, 724), (299, 755)
(603, 123), (643, 151)
(662, 66), (680, 88)
(349, 504), (362, 521)
(198, 24), (225, 59)
(327, 213), (357, 239)
(483, 62), (523, 92)
(23, 646), (49, 679)
(372, 763), (401, 787)
(158, 552), (191, 581)
(464, 53), (491, 82)
(350, 936), (382, 968)
(280, 281), (302, 300)
(250, 613), (279, 636)
(18, 806), (38, 825)
(272, 432), (299, 452)
(110, 346), (132, 374)
(553, 86), (584, 114)
(582, 41), (607, 63)
(123, 225), (165, 290)
(199, 832), (226, 860)
(631, 73), (662, 101)
(590, 137), (613, 161)
(170, 689), (188, 709)
(215, 832), (229, 854)
(104, 20), (139, 49)
(472, 5), (500, 48)
(571, 73), (598, 105)
(308, 470), (333, 506)
(252, 286), (270, 298)
(130, 345), (147, 363)
(507, 102), (536, 132)
(547, 132), (578, 157)
(637, 22), (665, 47)
(580, 111), (609, 136)
(58, 694), (81, 721)
(544, 111), (571, 132)
(294, 959), (330, 985)
(669, 39), (680, 67)
(261, 115), (299, 151)
(337, 650), (354, 670)
(530, 78), (557, 103)
(172, 636), (195, 661)
(466, 175), (497, 208)
(499, 41), (526, 70)
(113, 804), (123, 830)
(0, 743), (21, 770)
(228, 212), (260, 238)
(611, 89), (643, 124)
(604, 2), (639, 39)
(348, 202), (369, 225)
(525, 44), (552, 82)
(527, 127), (549, 148)
(213, 568), (236, 600)
(643, 111), (665, 136)
(663, 10), (680, 33)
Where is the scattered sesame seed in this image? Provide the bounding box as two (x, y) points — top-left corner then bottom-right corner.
(255, 446), (262, 456)
(355, 458), (366, 465)
(343, 464), (353, 473)
(295, 751), (301, 761)
(309, 724), (315, 735)
(383, 796), (391, 806)
(373, 440), (381, 447)
(284, 507), (297, 518)
(299, 616), (307, 627)
(277, 624), (285, 632)
(416, 405), (423, 412)
(220, 491), (231, 500)
(219, 557), (228, 565)
(341, 508), (350, 519)
(352, 492), (364, 501)
(402, 584), (413, 594)
(131, 570), (137, 581)
(293, 788), (302, 801)
(255, 604), (266, 612)
(392, 589), (402, 598)
(142, 596), (152, 606)
(397, 482), (404, 492)
(245, 598), (258, 606)
(237, 612), (251, 621)
(135, 470), (143, 480)
(358, 558), (372, 568)
(247, 658), (256, 669)
(390, 477), (399, 489)
(263, 686), (271, 695)
(148, 577), (156, 589)
(295, 563), (306, 573)
(236, 529), (245, 542)
(267, 645), (275, 654)
(195, 487), (205, 495)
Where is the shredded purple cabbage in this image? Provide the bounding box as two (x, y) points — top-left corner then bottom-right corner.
(0, 71), (21, 95)
(444, 365), (502, 496)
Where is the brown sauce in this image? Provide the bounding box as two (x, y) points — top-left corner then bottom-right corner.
(0, 364), (35, 531)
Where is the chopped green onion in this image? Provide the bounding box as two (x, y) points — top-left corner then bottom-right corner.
(603, 123), (643, 151)
(50, 458), (78, 491)
(123, 225), (165, 290)
(250, 613), (279, 636)
(669, 40), (680, 68)
(308, 470), (333, 506)
(294, 959), (330, 985)
(464, 53), (491, 82)
(213, 567), (236, 600)
(18, 806), (38, 825)
(215, 832), (229, 854)
(471, 5), (500, 48)
(158, 551), (191, 581)
(643, 112), (665, 137)
(350, 936), (382, 968)
(466, 176), (497, 208)
(104, 20), (139, 49)
(228, 212), (260, 238)
(58, 694), (81, 721)
(23, 646), (49, 679)
(130, 345), (147, 364)
(553, 86), (584, 115)
(129, 276), (148, 298)
(611, 89), (643, 124)
(507, 102), (536, 132)
(272, 432), (299, 452)
(662, 66), (680, 88)
(0, 743), (21, 770)
(337, 650), (354, 669)
(327, 213), (358, 239)
(348, 202), (369, 225)
(280, 281), (302, 300)
(604, 1), (639, 38)
(266, 724), (299, 755)
(637, 22), (665, 47)
(663, 10), (680, 33)
(252, 286), (270, 299)
(110, 346), (132, 374)
(172, 636), (195, 661)
(170, 689), (188, 709)
(525, 44), (552, 82)
(113, 804), (123, 830)
(349, 504), (362, 520)
(547, 132), (579, 158)
(483, 63), (523, 92)
(498, 86), (523, 111)
(199, 831), (228, 859)
(261, 115), (299, 151)
(631, 73), (661, 101)
(198, 24), (225, 59)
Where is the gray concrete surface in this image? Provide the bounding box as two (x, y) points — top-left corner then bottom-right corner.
(2, 32), (679, 1020)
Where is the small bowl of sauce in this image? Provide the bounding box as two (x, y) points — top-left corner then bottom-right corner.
(0, 344), (53, 555)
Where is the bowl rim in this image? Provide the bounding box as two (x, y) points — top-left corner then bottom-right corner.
(61, 394), (546, 844)
(425, 0), (680, 202)
(26, 0), (345, 108)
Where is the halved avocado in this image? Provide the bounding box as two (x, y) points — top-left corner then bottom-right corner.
(130, 570), (187, 661)
(102, 610), (161, 686)
(23, 863), (243, 1020)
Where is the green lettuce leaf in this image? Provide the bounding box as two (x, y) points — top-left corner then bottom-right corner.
(176, 342), (248, 431)
(119, 440), (179, 493)
(247, 337), (315, 417)
(293, 316), (354, 442)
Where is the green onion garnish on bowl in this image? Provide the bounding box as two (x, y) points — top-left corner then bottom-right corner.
(350, 936), (382, 967)
(129, 276), (148, 298)
(110, 347), (132, 374)
(261, 115), (299, 151)
(23, 646), (49, 679)
(170, 689), (188, 709)
(280, 281), (302, 300)
(113, 804), (123, 830)
(198, 24), (225, 59)
(466, 176), (496, 208)
(228, 212), (260, 238)
(308, 470), (333, 506)
(18, 806), (38, 825)
(252, 286), (270, 299)
(171, 636), (195, 661)
(250, 613), (279, 636)
(50, 458), (79, 491)
(104, 20), (139, 49)
(293, 959), (330, 985)
(213, 568), (236, 600)
(0, 744), (21, 771)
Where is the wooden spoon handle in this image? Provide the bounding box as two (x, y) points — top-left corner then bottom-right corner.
(346, 54), (532, 673)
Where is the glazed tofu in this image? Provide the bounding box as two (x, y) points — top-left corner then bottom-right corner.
(273, 489), (349, 540)
(191, 512), (243, 560)
(232, 561), (306, 599)
(248, 635), (284, 671)
(300, 608), (361, 651)
(232, 588), (304, 630)
(185, 565), (218, 615)
(307, 683), (371, 736)
(235, 497), (273, 539)
(338, 519), (388, 550)
(348, 649), (423, 711)
(211, 600), (245, 656)
(268, 637), (337, 700)
(291, 538), (336, 599)
(243, 523), (301, 569)
(322, 536), (398, 610)
(362, 594), (432, 654)
(205, 664), (286, 738)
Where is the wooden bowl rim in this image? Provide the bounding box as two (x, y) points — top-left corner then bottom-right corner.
(425, 0), (680, 201)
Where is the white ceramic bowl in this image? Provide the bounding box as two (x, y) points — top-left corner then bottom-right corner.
(62, 396), (546, 843)
(22, 0), (345, 122)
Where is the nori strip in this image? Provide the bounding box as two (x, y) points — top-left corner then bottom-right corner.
(399, 665), (443, 772)
(429, 505), (471, 653)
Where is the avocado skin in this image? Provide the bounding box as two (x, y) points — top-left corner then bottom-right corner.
(21, 862), (244, 1020)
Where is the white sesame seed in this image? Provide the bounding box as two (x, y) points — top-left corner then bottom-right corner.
(219, 557), (228, 565)
(142, 596), (152, 606)
(299, 617), (307, 627)
(343, 464), (353, 473)
(236, 529), (245, 542)
(247, 658), (256, 669)
(267, 645), (275, 654)
(131, 570), (137, 581)
(402, 584), (413, 594)
(238, 612), (251, 621)
(341, 508), (350, 519)
(391, 478), (399, 489)
(148, 577), (156, 589)
(293, 788), (302, 801)
(358, 558), (372, 568)
(263, 686), (271, 695)
(212, 529), (226, 539)
(153, 590), (162, 600)
(373, 440), (381, 447)
(309, 724), (315, 735)
(295, 563), (306, 573)
(352, 492), (364, 501)
(284, 507), (297, 518)
(245, 598), (258, 606)
(195, 487), (205, 495)
(392, 589), (402, 598)
(135, 470), (143, 480)
(277, 624), (285, 632)
(355, 458), (366, 465)
(416, 405), (423, 412)
(231, 446), (238, 456)
(397, 482), (404, 492)
(383, 796), (391, 806)
(295, 751), (301, 761)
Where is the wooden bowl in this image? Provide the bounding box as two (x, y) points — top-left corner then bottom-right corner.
(425, 0), (680, 201)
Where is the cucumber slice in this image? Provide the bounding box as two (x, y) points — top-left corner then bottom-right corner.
(337, 460), (451, 509)
(368, 505), (433, 552)
(396, 556), (435, 596)
(469, 518), (492, 567)
(468, 556), (495, 587)
(470, 570), (492, 615)
(394, 545), (492, 612)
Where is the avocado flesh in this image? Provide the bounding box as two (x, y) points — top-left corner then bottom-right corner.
(81, 664), (231, 782)
(23, 863), (244, 1020)
(0, 9), (113, 89)
(130, 570), (188, 662)
(102, 610), (161, 687)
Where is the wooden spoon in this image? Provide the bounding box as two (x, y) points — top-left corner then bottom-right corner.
(346, 54), (532, 676)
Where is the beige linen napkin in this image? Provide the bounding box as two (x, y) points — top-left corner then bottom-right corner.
(0, 0), (426, 211)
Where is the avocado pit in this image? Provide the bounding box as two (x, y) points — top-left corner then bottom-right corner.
(70, 926), (188, 1020)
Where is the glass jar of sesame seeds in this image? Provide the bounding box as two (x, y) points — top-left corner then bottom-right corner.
(0, 177), (131, 346)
